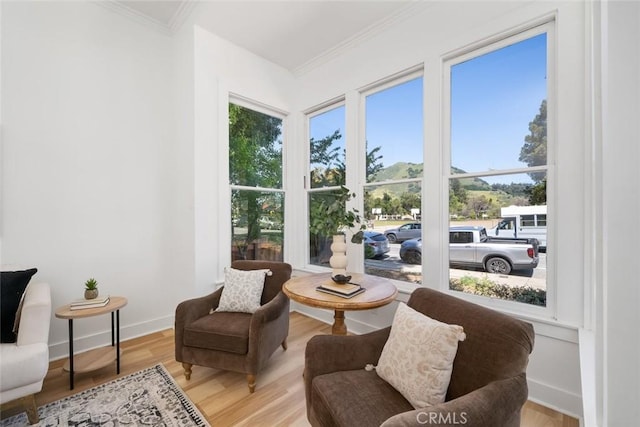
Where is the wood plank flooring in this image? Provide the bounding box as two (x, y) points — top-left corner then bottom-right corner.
(1, 312), (579, 426)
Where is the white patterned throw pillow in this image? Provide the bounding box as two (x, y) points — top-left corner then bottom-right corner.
(216, 268), (271, 314)
(376, 302), (466, 409)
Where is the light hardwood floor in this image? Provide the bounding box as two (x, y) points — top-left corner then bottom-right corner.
(1, 312), (579, 426)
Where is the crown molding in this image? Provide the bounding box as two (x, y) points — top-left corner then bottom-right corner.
(95, 1), (194, 36)
(292, 1), (432, 77)
(168, 0), (197, 33)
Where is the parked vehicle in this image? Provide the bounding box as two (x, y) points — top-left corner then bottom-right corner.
(363, 231), (390, 259)
(489, 205), (547, 250)
(384, 223), (421, 243)
(399, 226), (539, 274)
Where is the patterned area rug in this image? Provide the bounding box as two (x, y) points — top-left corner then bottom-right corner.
(1, 364), (209, 426)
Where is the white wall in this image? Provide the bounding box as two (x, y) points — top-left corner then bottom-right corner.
(188, 4), (295, 290)
(601, 1), (640, 425)
(0, 0), (294, 359)
(1, 1), (194, 358)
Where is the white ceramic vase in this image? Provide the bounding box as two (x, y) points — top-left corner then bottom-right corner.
(329, 234), (348, 276)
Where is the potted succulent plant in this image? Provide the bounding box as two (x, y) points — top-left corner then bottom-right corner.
(308, 186), (366, 276)
(84, 278), (99, 300)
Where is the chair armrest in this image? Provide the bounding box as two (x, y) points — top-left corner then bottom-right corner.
(246, 292), (290, 365)
(175, 289), (223, 329)
(17, 282), (51, 346)
(0, 343), (49, 394)
(380, 374), (529, 427)
(174, 289), (223, 361)
(304, 327), (390, 377)
(251, 291), (289, 326)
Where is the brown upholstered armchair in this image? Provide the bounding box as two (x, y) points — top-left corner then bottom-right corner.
(304, 287), (535, 426)
(175, 260), (292, 393)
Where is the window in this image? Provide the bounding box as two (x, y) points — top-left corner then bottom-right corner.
(521, 215), (535, 227)
(450, 231), (473, 244)
(446, 27), (550, 307)
(537, 215), (547, 227)
(307, 104), (346, 267)
(363, 73), (423, 283)
(498, 219), (515, 230)
(229, 100), (285, 261)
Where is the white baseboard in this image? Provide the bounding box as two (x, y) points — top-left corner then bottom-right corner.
(528, 379), (584, 421)
(48, 314), (175, 361)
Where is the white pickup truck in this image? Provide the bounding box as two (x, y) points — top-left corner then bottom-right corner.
(399, 226), (540, 274)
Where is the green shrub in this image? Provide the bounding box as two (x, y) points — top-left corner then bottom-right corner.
(449, 275), (546, 306)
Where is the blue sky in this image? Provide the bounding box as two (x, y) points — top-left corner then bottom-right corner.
(366, 78), (423, 170)
(309, 105), (346, 163)
(451, 33), (547, 181)
(310, 32), (547, 185)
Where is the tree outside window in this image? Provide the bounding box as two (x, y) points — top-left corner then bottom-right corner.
(229, 102), (284, 261)
(308, 105), (347, 266)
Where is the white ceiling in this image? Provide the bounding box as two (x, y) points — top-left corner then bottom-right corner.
(114, 0), (417, 73)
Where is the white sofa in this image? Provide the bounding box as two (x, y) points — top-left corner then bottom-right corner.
(0, 282), (51, 424)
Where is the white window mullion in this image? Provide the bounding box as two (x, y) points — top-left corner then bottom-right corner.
(345, 90), (363, 272)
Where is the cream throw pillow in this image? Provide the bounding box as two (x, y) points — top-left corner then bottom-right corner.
(376, 302), (466, 408)
(216, 268), (271, 314)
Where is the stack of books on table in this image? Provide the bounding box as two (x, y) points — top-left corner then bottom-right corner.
(316, 282), (365, 299)
(70, 295), (110, 310)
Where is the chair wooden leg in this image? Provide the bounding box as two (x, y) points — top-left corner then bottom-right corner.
(247, 374), (256, 393)
(182, 362), (193, 380)
(22, 394), (39, 425)
(281, 337), (288, 350)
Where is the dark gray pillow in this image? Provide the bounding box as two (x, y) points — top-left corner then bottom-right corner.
(1, 268), (38, 343)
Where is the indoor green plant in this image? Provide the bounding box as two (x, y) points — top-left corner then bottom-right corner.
(309, 186), (366, 243)
(84, 278), (99, 300)
(309, 186), (366, 275)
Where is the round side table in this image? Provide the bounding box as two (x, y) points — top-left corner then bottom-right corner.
(55, 296), (127, 389)
(283, 273), (397, 335)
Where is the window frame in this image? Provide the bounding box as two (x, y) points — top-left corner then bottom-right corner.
(438, 21), (556, 317)
(228, 94), (288, 262)
(358, 68), (425, 280)
(290, 4), (589, 337)
(304, 98), (348, 271)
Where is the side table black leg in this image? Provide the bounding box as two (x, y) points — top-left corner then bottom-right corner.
(116, 309), (121, 374)
(68, 319), (74, 390)
(111, 312), (115, 346)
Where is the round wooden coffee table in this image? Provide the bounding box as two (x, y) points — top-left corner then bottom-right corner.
(283, 273), (397, 335)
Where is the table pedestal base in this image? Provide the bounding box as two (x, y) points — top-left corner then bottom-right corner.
(333, 310), (347, 335)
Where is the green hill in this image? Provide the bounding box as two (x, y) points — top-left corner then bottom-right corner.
(373, 162), (423, 181)
(367, 162), (490, 198)
(366, 162), (534, 218)
(450, 166), (491, 190)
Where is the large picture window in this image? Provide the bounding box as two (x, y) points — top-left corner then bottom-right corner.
(446, 27), (550, 307)
(307, 104), (346, 267)
(363, 74), (423, 283)
(229, 101), (285, 261)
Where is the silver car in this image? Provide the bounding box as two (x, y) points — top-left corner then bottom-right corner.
(364, 231), (390, 258)
(384, 223), (422, 243)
